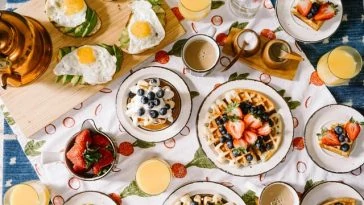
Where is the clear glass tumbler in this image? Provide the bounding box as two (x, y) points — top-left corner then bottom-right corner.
(229, 0), (263, 18)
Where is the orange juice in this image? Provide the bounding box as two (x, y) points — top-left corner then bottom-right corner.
(317, 46), (362, 86)
(4, 181), (50, 205)
(136, 159), (171, 195)
(178, 0), (211, 21)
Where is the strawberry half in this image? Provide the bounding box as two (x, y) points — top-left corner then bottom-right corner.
(244, 130), (258, 145)
(66, 144), (87, 173)
(75, 129), (92, 149)
(244, 114), (262, 129)
(92, 148), (114, 175)
(296, 0), (312, 17)
(93, 134), (110, 147)
(257, 123), (272, 136)
(321, 130), (340, 146)
(345, 118), (361, 141)
(225, 120), (245, 139)
(313, 2), (337, 21)
(233, 138), (248, 149)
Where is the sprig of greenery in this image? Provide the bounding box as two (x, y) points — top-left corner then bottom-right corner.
(232, 147), (247, 155)
(226, 102), (239, 113)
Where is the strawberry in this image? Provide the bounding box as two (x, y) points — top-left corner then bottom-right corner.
(233, 138), (248, 149)
(244, 114), (262, 129)
(171, 163), (187, 178)
(321, 130), (340, 146)
(155, 50), (170, 64)
(244, 130), (258, 145)
(228, 107), (243, 119)
(75, 129), (92, 149)
(171, 7), (184, 21)
(109, 193), (122, 205)
(66, 144), (87, 173)
(118, 142), (134, 156)
(296, 0), (312, 17)
(260, 29), (276, 40)
(293, 137), (305, 150)
(345, 118), (361, 141)
(257, 123), (272, 136)
(92, 148), (114, 175)
(93, 134), (110, 147)
(216, 33), (228, 46)
(225, 120), (245, 139)
(313, 2), (337, 21)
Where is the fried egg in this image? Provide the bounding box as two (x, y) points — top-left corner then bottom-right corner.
(46, 0), (87, 28)
(127, 0), (166, 54)
(54, 46), (117, 85)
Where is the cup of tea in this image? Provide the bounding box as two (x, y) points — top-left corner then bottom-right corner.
(262, 39), (292, 69)
(182, 34), (221, 77)
(259, 182), (300, 205)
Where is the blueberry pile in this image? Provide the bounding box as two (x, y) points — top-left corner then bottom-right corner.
(307, 2), (320, 19)
(255, 136), (273, 153)
(334, 125), (351, 152)
(240, 101), (273, 126)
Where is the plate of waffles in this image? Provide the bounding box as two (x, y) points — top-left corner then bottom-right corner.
(301, 181), (363, 205)
(304, 104), (364, 173)
(163, 181), (245, 205)
(196, 79), (293, 177)
(116, 66), (192, 142)
(276, 0), (343, 42)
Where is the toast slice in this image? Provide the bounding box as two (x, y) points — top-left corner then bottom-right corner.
(319, 142), (352, 157)
(292, 8), (324, 31)
(320, 197), (356, 205)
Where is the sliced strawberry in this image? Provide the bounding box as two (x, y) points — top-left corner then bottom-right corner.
(66, 144), (87, 173)
(92, 148), (114, 175)
(313, 2), (337, 21)
(233, 138), (248, 149)
(345, 119), (361, 141)
(296, 0), (312, 17)
(244, 130), (258, 145)
(321, 130), (340, 146)
(260, 29), (276, 40)
(244, 114), (263, 129)
(75, 129), (92, 149)
(257, 123), (272, 136)
(225, 120), (245, 139)
(93, 134), (110, 147)
(229, 107), (243, 119)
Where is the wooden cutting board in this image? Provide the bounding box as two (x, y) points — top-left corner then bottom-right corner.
(0, 0), (185, 137)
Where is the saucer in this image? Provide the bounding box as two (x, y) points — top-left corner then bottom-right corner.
(301, 181), (363, 205)
(163, 181), (245, 205)
(64, 191), (116, 205)
(304, 104), (364, 173)
(276, 0), (343, 42)
(116, 66), (192, 142)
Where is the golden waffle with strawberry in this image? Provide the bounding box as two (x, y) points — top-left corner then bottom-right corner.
(318, 117), (362, 157)
(320, 197), (356, 205)
(292, 0), (338, 31)
(204, 89), (283, 168)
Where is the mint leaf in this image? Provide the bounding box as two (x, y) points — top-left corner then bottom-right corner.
(133, 140), (155, 149)
(228, 72), (249, 81)
(186, 147), (216, 169)
(288, 101), (301, 110)
(190, 91), (200, 100)
(229, 22), (249, 32)
(304, 179), (324, 194)
(242, 190), (258, 205)
(211, 0), (225, 9)
(24, 140), (46, 157)
(226, 102), (239, 113)
(168, 39), (188, 57)
(120, 180), (150, 198)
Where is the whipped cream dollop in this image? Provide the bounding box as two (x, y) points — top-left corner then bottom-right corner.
(126, 78), (175, 127)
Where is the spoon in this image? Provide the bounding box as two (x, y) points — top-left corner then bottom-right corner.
(222, 41), (248, 72)
(278, 49), (304, 62)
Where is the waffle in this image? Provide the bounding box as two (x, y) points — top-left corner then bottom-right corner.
(291, 8), (325, 31)
(320, 197), (356, 205)
(204, 89), (283, 168)
(176, 194), (233, 205)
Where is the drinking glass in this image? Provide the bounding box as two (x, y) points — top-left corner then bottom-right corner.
(229, 0), (263, 18)
(3, 181), (50, 205)
(178, 0), (212, 21)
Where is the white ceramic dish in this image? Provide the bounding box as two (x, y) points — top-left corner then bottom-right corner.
(163, 181), (245, 205)
(64, 191), (116, 205)
(196, 79), (293, 177)
(276, 0), (343, 42)
(304, 104), (364, 173)
(301, 181), (364, 205)
(116, 66), (192, 142)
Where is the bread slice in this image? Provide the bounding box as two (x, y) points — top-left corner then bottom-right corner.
(320, 197), (356, 205)
(291, 8), (324, 31)
(319, 142), (352, 157)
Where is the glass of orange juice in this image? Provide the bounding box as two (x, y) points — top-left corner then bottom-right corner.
(178, 0), (211, 21)
(317, 46), (362, 86)
(3, 181), (50, 205)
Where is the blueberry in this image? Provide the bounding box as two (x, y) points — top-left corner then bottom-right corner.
(246, 154), (253, 162)
(268, 119), (274, 127)
(262, 114), (269, 122)
(141, 96), (149, 104)
(147, 92), (155, 100)
(137, 108), (145, 116)
(137, 89), (144, 96)
(249, 107), (257, 114)
(215, 117), (224, 125)
(226, 141), (234, 149)
(148, 101), (154, 109)
(334, 126), (343, 135)
(334, 203), (343, 205)
(191, 202), (198, 205)
(225, 134), (233, 140)
(257, 105), (265, 112)
(149, 110), (159, 118)
(222, 114), (228, 122)
(128, 92), (134, 98)
(266, 142), (273, 150)
(153, 99), (160, 106)
(156, 89), (164, 98)
(338, 134), (346, 142)
(340, 143), (350, 152)
(165, 104), (171, 109)
(263, 135), (270, 141)
(220, 136), (227, 144)
(232, 149), (241, 157)
(219, 126), (227, 135)
(159, 107), (168, 115)
(307, 12), (314, 19)
(259, 144), (266, 152)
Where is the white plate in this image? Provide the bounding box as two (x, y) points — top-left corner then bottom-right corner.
(301, 181), (364, 205)
(163, 181), (245, 205)
(116, 66), (192, 142)
(196, 80), (293, 177)
(304, 104), (364, 173)
(276, 0), (343, 42)
(64, 191), (116, 205)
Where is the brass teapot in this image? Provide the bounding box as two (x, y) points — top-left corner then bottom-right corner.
(0, 10), (52, 89)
